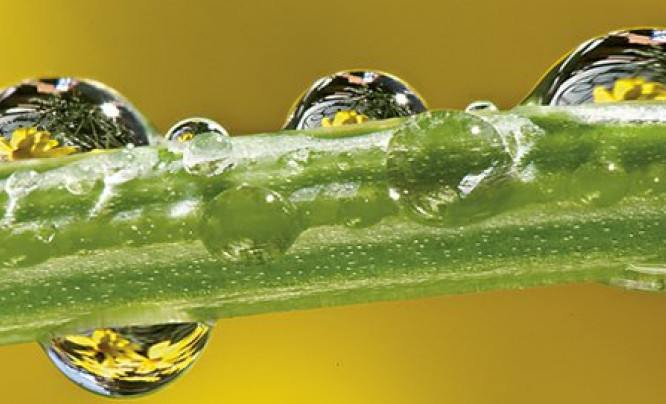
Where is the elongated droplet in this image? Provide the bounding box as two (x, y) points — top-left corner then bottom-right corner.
(387, 110), (512, 226)
(41, 322), (211, 397)
(283, 70), (427, 129)
(166, 117), (228, 142)
(523, 28), (666, 106)
(200, 185), (301, 263)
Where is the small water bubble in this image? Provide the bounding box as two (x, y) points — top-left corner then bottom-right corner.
(279, 148), (316, 172)
(64, 164), (97, 195)
(6, 169), (41, 197)
(41, 322), (212, 397)
(182, 132), (233, 176)
(199, 185), (302, 263)
(35, 223), (57, 244)
(104, 147), (159, 185)
(465, 100), (499, 113)
(166, 117), (228, 142)
(570, 161), (629, 206)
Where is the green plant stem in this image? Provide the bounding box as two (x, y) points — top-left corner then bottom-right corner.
(0, 104), (664, 346)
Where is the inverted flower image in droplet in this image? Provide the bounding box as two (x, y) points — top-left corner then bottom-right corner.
(42, 322), (212, 397)
(166, 117), (228, 142)
(283, 70), (427, 130)
(523, 28), (666, 105)
(0, 77), (155, 160)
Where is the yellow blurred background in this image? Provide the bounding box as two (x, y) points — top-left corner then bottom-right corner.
(1, 0), (666, 402)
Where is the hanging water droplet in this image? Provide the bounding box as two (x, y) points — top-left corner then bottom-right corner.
(0, 77), (154, 157)
(523, 28), (666, 106)
(182, 132), (233, 177)
(465, 100), (499, 113)
(387, 110), (512, 226)
(42, 322), (211, 397)
(609, 264), (666, 292)
(283, 70), (427, 130)
(166, 117), (228, 142)
(199, 185), (301, 263)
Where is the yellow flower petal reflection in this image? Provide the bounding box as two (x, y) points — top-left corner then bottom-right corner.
(321, 110), (369, 127)
(0, 127), (77, 161)
(593, 77), (666, 103)
(42, 322), (212, 397)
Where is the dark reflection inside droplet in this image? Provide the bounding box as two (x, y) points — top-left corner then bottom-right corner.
(0, 77), (153, 154)
(524, 28), (666, 105)
(284, 70), (427, 129)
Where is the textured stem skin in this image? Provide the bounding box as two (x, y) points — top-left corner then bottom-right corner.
(0, 104), (664, 346)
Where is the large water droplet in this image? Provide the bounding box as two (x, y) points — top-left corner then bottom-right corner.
(182, 132), (233, 177)
(200, 185), (301, 263)
(42, 322), (211, 397)
(524, 28), (666, 106)
(0, 77), (154, 155)
(387, 110), (511, 226)
(283, 70), (427, 129)
(166, 117), (228, 142)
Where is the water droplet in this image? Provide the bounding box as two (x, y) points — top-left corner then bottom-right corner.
(5, 169), (41, 197)
(278, 148), (320, 173)
(339, 184), (396, 228)
(0, 77), (154, 153)
(387, 110), (511, 226)
(35, 223), (57, 244)
(570, 161), (630, 206)
(524, 28), (666, 105)
(104, 147), (159, 185)
(166, 117), (228, 142)
(64, 163), (97, 195)
(609, 264), (666, 292)
(283, 70), (427, 129)
(42, 322), (211, 397)
(465, 100), (499, 113)
(182, 132), (233, 176)
(199, 185), (301, 263)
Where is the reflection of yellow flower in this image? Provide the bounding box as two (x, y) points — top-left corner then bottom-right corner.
(177, 132), (195, 142)
(593, 77), (666, 103)
(52, 324), (209, 383)
(0, 127), (77, 161)
(321, 110), (369, 127)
